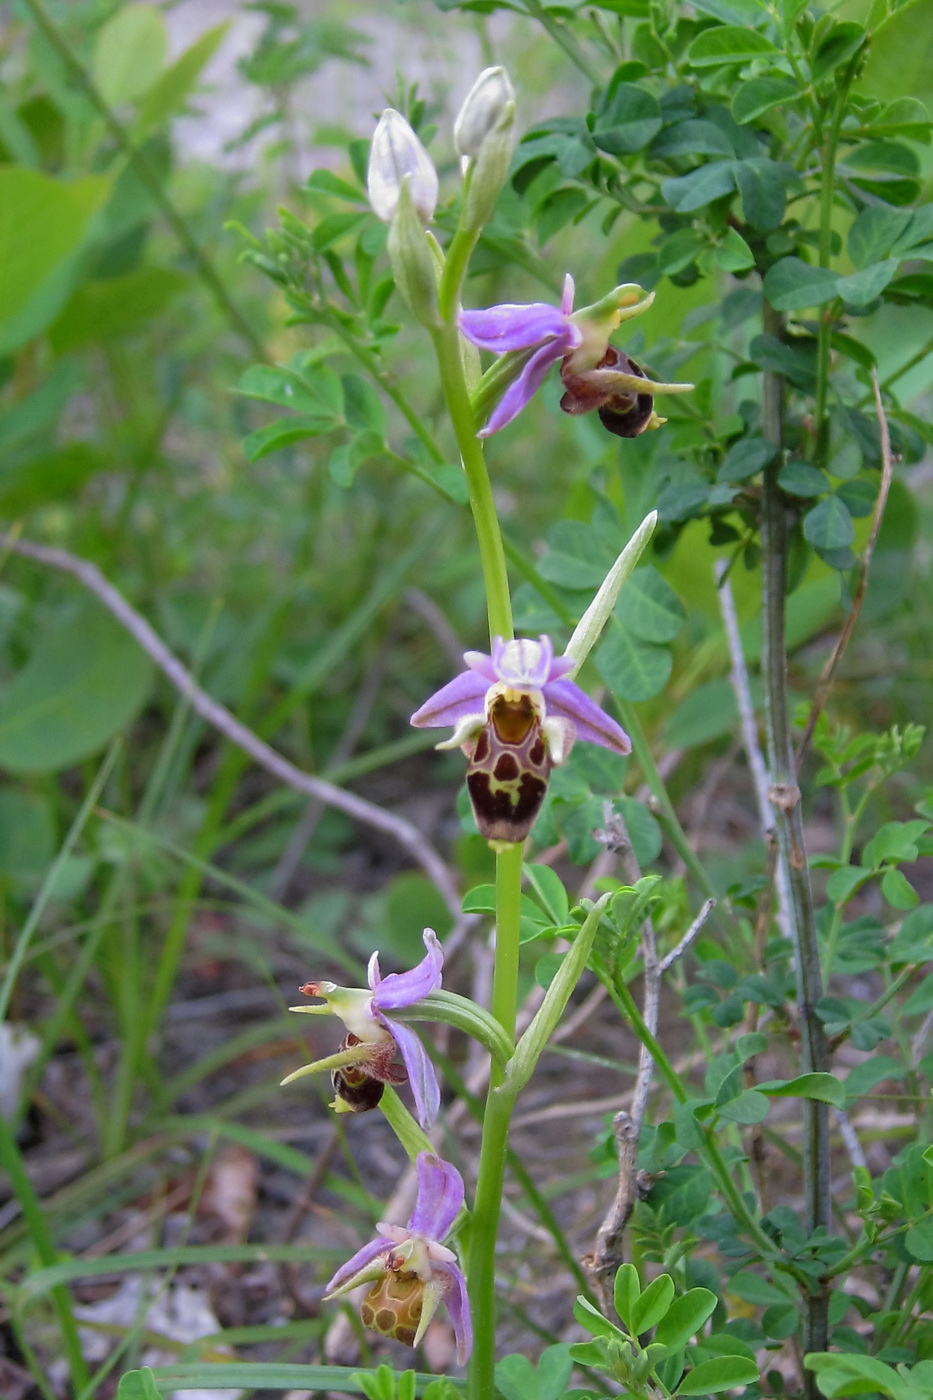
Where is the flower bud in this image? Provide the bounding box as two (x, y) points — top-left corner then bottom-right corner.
(456, 68), (516, 234)
(368, 109), (438, 225)
(387, 177), (441, 328)
(454, 67), (516, 160)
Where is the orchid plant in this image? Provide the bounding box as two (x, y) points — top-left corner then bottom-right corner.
(269, 69), (694, 1400)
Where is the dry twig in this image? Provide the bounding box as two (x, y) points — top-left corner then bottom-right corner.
(0, 534), (462, 916)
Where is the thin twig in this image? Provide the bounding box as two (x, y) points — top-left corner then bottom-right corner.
(0, 535), (461, 917)
(586, 806), (715, 1308)
(796, 366), (895, 767)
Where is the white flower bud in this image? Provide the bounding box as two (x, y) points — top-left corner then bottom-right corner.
(367, 109), (439, 225)
(454, 67), (516, 160)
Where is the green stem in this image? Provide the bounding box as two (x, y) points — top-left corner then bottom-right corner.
(760, 302), (831, 1378)
(22, 0), (265, 361)
(431, 321), (512, 640)
(491, 843), (524, 1049)
(0, 1115), (90, 1395)
(467, 1083), (519, 1400)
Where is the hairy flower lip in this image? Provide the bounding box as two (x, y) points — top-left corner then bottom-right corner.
(325, 1152), (472, 1363)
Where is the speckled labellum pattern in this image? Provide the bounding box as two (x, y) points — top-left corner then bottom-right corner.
(360, 1260), (425, 1347)
(465, 693), (552, 843)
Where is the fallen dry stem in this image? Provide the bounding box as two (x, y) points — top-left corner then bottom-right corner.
(0, 534), (461, 917)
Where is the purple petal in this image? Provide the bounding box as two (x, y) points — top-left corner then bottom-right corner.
(543, 678), (632, 755)
(326, 1235), (392, 1293)
(411, 669), (488, 729)
(409, 1152), (464, 1239)
(386, 1019), (441, 1128)
(459, 301), (569, 352)
(479, 340), (565, 436)
(546, 652), (576, 682)
(437, 1260), (472, 1363)
(463, 649), (498, 682)
(373, 929), (444, 1009)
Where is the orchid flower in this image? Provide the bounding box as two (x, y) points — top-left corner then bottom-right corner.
(411, 634), (630, 845)
(284, 928), (443, 1129)
(326, 1152), (472, 1363)
(459, 273), (692, 437)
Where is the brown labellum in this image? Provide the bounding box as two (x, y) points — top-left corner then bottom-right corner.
(330, 1033), (406, 1114)
(465, 693), (551, 844)
(559, 346), (655, 439)
(331, 1063), (385, 1113)
(360, 1261), (425, 1348)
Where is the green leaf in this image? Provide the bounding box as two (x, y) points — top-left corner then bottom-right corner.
(905, 1218), (933, 1262)
(654, 1289), (718, 1353)
(496, 1346), (574, 1400)
(613, 1262), (640, 1329)
(758, 1073), (845, 1106)
(631, 1272), (675, 1333)
(676, 1356), (760, 1394)
(717, 436), (774, 483)
(616, 797), (662, 866)
(837, 260), (899, 306)
(462, 884), (497, 913)
(882, 867), (919, 910)
(49, 267), (188, 353)
(661, 162), (736, 212)
(93, 4), (167, 106)
(0, 600), (152, 774)
(811, 22), (866, 83)
(778, 461), (828, 497)
(664, 679), (739, 749)
(238, 363), (344, 420)
(762, 1302), (799, 1339)
(848, 206), (913, 269)
(763, 257), (840, 310)
(825, 864), (872, 904)
(716, 227), (755, 271)
(523, 864), (570, 925)
(687, 26), (779, 65)
(844, 1055), (905, 1102)
(728, 1270), (791, 1305)
(717, 1088), (770, 1123)
(732, 76), (800, 123)
(863, 819), (930, 867)
(735, 158), (787, 230)
(597, 629), (672, 702)
(650, 120), (736, 158)
(116, 1370), (162, 1400)
(137, 23), (229, 135)
(748, 332), (817, 391)
(803, 496), (855, 551)
(305, 169), (367, 202)
(593, 83), (663, 154)
(242, 417), (336, 463)
(0, 168), (111, 353)
(614, 567), (685, 643)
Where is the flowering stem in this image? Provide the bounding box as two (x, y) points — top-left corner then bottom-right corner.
(467, 1081), (517, 1400)
(491, 843), (524, 1053)
(431, 322), (512, 641)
